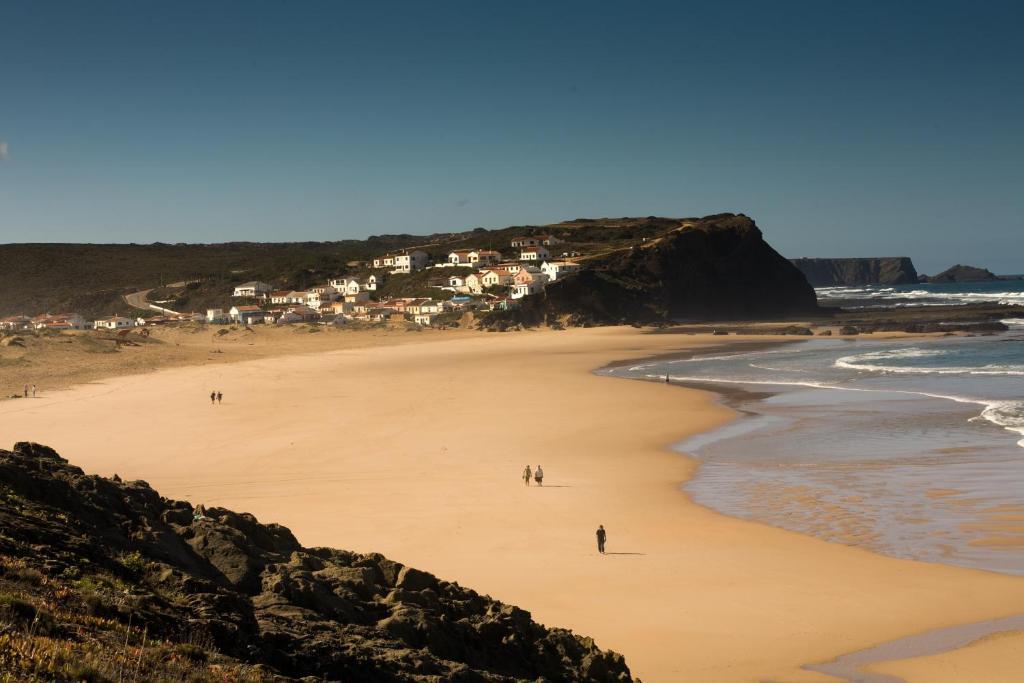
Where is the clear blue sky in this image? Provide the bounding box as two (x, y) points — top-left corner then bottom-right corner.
(1, 1), (1021, 273)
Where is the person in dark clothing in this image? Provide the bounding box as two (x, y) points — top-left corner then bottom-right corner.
(596, 525), (607, 554)
(216, 391), (223, 404)
(210, 391), (216, 404)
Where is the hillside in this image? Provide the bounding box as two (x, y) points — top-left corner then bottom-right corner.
(790, 257), (920, 286)
(487, 214), (819, 326)
(1, 215), (776, 319)
(0, 442), (633, 682)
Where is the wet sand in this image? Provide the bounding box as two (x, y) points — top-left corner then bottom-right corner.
(2, 327), (1024, 681)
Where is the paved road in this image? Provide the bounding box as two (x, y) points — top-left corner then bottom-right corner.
(122, 289), (180, 316)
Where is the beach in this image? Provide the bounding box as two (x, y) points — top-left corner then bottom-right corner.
(2, 326), (1024, 681)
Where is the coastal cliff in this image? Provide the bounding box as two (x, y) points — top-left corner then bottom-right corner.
(0, 443), (633, 682)
(919, 264), (999, 283)
(494, 214), (819, 327)
(790, 257), (920, 287)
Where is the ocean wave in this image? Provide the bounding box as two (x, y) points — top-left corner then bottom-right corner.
(815, 286), (1024, 306)
(835, 347), (1024, 376)
(653, 369), (1024, 448)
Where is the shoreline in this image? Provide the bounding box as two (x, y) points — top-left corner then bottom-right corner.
(3, 327), (1024, 681)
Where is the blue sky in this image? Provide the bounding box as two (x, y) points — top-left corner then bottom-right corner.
(1, 1), (1021, 273)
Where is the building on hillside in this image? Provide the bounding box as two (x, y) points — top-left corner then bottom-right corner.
(392, 250), (428, 273)
(512, 266), (547, 285)
(479, 269), (515, 288)
(343, 291), (370, 303)
(372, 254), (396, 269)
(32, 313), (89, 331)
(495, 262), (523, 274)
(305, 285), (338, 309)
(0, 315), (32, 331)
(469, 249), (502, 267)
(511, 281), (546, 299)
(269, 290), (293, 305)
(232, 281), (272, 298)
(93, 316), (135, 330)
(448, 274), (469, 292)
(541, 235), (562, 246)
(540, 260), (582, 282)
(510, 236), (541, 248)
(364, 274), (383, 291)
(206, 308), (230, 324)
(448, 250), (474, 266)
(229, 305), (267, 325)
(464, 273), (486, 294)
(519, 246), (550, 261)
(285, 291), (308, 305)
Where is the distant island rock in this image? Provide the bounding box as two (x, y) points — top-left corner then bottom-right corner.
(789, 257), (920, 287)
(0, 442), (634, 682)
(919, 264), (999, 283)
(494, 214), (819, 327)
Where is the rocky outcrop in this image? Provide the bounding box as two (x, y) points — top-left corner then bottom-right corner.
(494, 214), (818, 327)
(790, 257), (919, 286)
(0, 443), (633, 682)
(919, 264), (998, 283)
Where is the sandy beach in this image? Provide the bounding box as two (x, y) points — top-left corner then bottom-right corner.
(2, 326), (1024, 681)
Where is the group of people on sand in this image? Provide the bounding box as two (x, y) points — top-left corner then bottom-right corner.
(22, 383), (37, 398)
(209, 390), (224, 404)
(521, 465), (611, 555)
(522, 464), (544, 486)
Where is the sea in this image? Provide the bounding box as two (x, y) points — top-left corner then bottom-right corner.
(602, 280), (1024, 575)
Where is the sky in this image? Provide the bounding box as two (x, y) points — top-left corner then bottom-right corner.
(1, 1), (1022, 274)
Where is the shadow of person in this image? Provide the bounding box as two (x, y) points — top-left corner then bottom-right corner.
(603, 552), (646, 556)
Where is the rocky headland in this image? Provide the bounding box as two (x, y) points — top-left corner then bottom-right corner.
(0, 442), (633, 682)
(486, 214), (819, 328)
(918, 264), (999, 283)
(790, 257), (920, 287)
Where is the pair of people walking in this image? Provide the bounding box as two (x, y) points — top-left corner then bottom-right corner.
(23, 383), (36, 398)
(209, 390), (223, 404)
(522, 464), (543, 486)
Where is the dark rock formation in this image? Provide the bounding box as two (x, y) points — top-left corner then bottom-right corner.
(489, 214), (818, 327)
(919, 264), (999, 283)
(0, 443), (633, 682)
(790, 257), (919, 286)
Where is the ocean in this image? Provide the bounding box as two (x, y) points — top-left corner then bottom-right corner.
(602, 283), (1024, 575)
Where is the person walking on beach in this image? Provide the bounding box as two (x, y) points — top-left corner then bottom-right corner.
(31, 384), (36, 398)
(534, 465), (543, 486)
(210, 391), (216, 405)
(216, 391), (223, 404)
(596, 525), (607, 554)
(523, 465), (532, 486)
(23, 383), (29, 398)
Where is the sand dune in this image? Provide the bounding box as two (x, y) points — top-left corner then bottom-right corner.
(2, 327), (1023, 681)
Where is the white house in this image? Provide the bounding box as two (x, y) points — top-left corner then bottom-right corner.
(93, 316), (134, 330)
(269, 290), (292, 305)
(364, 274), (382, 291)
(479, 269), (515, 288)
(448, 250), (474, 266)
(520, 246), (550, 261)
(470, 250), (501, 267)
(511, 281), (546, 299)
(0, 315), (32, 331)
(206, 308), (230, 324)
(232, 281), (272, 298)
(305, 285), (338, 309)
(372, 255), (396, 269)
(33, 313), (89, 330)
(511, 236), (541, 248)
(286, 291), (308, 305)
(229, 305), (267, 325)
(540, 260), (582, 282)
(393, 250), (428, 273)
(463, 273), (486, 294)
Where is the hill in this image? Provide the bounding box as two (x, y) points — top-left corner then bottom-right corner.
(1, 215), (792, 319)
(0, 442), (633, 682)
(486, 214), (819, 327)
(919, 264), (999, 283)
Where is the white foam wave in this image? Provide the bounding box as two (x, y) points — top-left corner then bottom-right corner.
(835, 347), (1024, 376)
(815, 286), (1024, 306)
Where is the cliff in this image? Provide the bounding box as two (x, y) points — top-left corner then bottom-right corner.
(491, 214), (819, 327)
(0, 443), (633, 682)
(790, 257), (920, 287)
(919, 264), (999, 283)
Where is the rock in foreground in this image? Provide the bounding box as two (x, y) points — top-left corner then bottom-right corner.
(0, 443), (633, 682)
